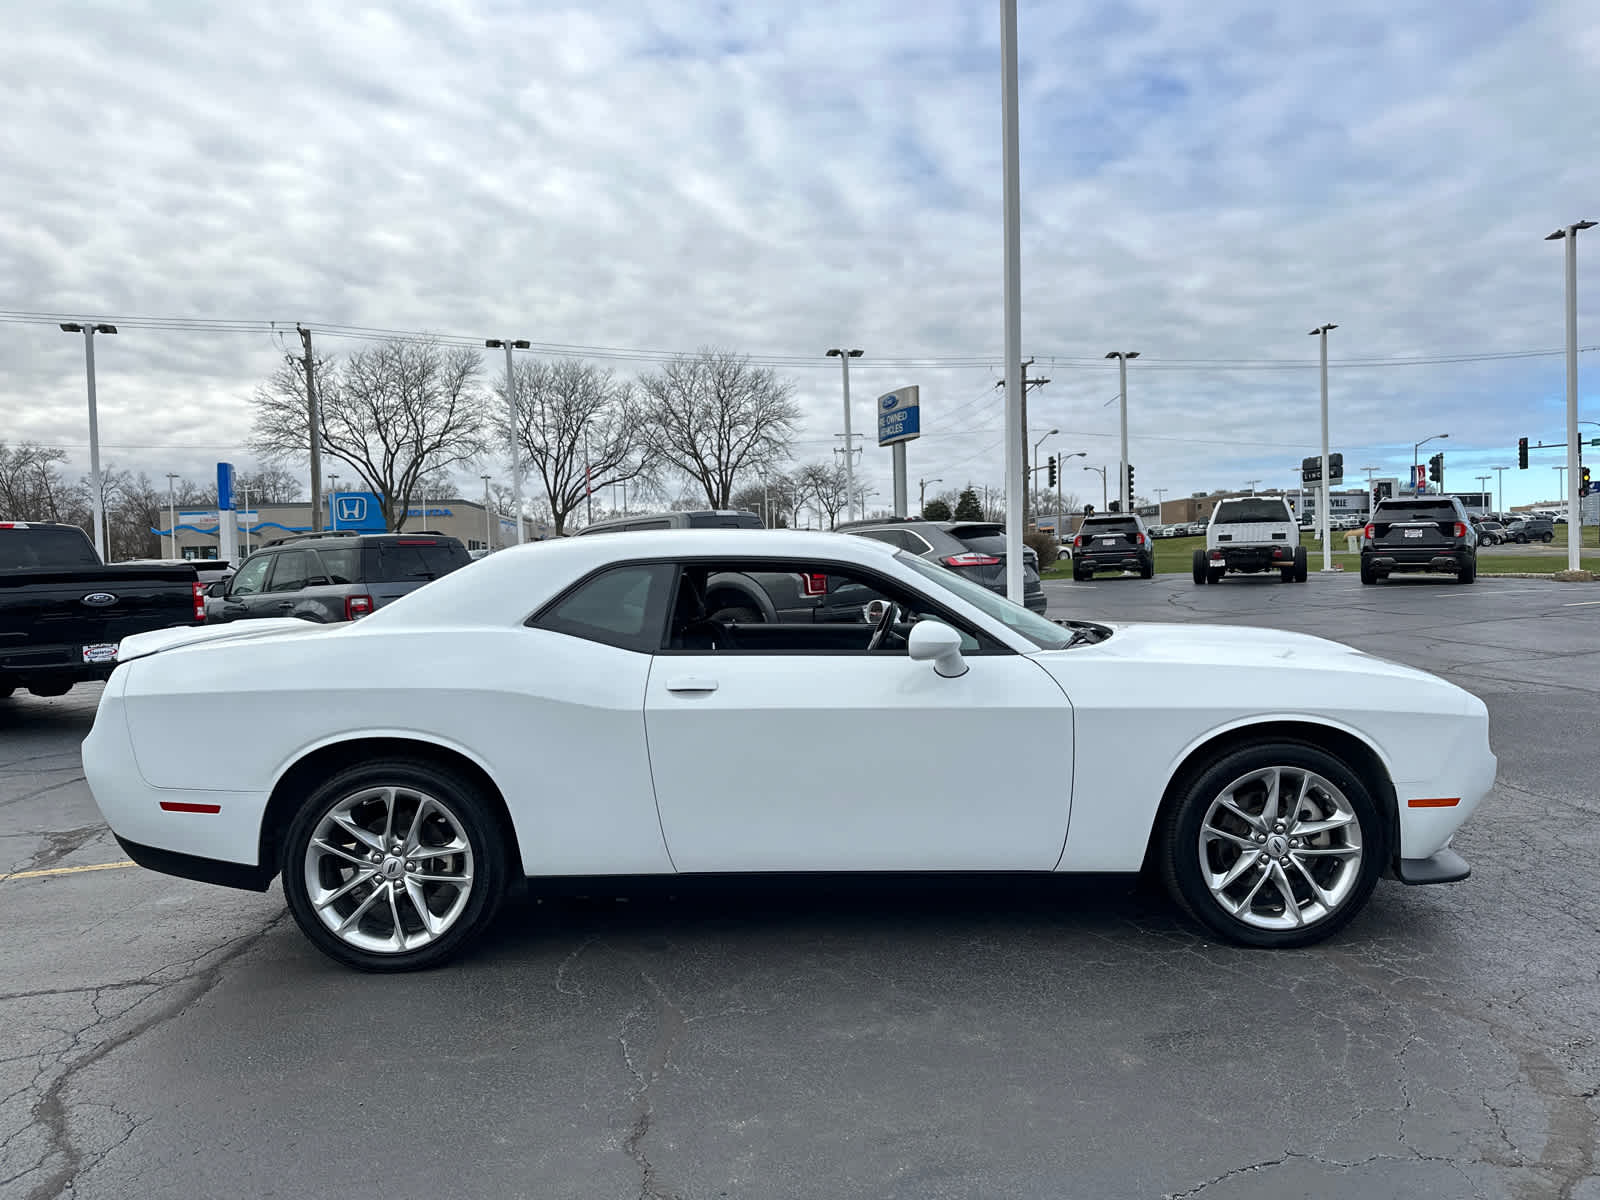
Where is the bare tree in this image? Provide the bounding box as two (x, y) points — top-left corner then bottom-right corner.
(251, 338), (490, 531)
(236, 465), (304, 504)
(637, 350), (800, 508)
(501, 358), (651, 535)
(731, 470), (798, 527)
(794, 461), (852, 529)
(0, 442), (81, 524)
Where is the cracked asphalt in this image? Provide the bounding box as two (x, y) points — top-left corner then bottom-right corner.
(1, 572), (1597, 1199)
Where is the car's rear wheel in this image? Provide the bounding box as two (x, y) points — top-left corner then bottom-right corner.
(1293, 546), (1308, 583)
(1207, 569), (1225, 585)
(1458, 557), (1477, 584)
(1543, 533), (1554, 544)
(1192, 550), (1207, 585)
(281, 759), (509, 971)
(1140, 559), (1154, 580)
(1359, 559), (1377, 585)
(708, 604), (762, 624)
(1159, 741), (1385, 948)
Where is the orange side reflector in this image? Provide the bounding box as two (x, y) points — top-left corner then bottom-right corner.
(1407, 797), (1461, 809)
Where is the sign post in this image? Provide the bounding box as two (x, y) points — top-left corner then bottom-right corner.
(877, 386), (921, 518)
(216, 462), (238, 563)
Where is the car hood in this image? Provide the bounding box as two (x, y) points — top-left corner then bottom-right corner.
(1032, 622), (1476, 707)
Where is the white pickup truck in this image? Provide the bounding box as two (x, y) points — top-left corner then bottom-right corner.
(1193, 497), (1307, 584)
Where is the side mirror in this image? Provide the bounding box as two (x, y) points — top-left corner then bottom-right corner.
(906, 620), (968, 678)
(207, 581), (227, 597)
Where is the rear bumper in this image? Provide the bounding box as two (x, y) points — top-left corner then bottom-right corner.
(1366, 549), (1471, 572)
(1211, 546), (1294, 571)
(1075, 554), (1149, 572)
(1024, 592), (1047, 614)
(115, 834), (276, 891)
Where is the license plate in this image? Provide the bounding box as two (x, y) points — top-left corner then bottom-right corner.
(1403, 529), (1425, 538)
(81, 642), (119, 664)
(1099, 538), (1118, 545)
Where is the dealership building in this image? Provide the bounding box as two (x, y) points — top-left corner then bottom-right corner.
(154, 493), (548, 561)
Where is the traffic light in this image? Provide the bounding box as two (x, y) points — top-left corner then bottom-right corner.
(1126, 463), (1135, 502)
(1108, 500), (1121, 513)
(1518, 437), (1529, 469)
(1047, 455), (1057, 488)
(1584, 466), (1592, 497)
(1428, 453), (1444, 484)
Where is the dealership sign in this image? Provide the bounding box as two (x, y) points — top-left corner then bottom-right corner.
(877, 386), (921, 447)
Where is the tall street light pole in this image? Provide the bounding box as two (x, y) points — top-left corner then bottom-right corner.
(327, 473), (340, 532)
(1084, 465), (1107, 509)
(1493, 466), (1508, 515)
(826, 348), (864, 522)
(999, 0), (1025, 602)
(482, 474), (493, 550)
(1244, 479), (1261, 495)
(1476, 475), (1492, 514)
(165, 472), (179, 560)
(1413, 433), (1448, 495)
(1547, 219), (1594, 571)
(1361, 465), (1380, 519)
(919, 477), (942, 516)
(1105, 351), (1139, 511)
(485, 339), (531, 544)
(1058, 450), (1086, 540)
(1308, 324), (1336, 572)
(59, 322), (116, 560)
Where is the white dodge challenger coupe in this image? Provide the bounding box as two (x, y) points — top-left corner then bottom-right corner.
(83, 530), (1495, 971)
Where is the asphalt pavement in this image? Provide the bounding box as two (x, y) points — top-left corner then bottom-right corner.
(1, 573), (1597, 1199)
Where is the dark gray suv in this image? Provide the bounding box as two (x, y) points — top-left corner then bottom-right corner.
(206, 532), (471, 624)
(836, 519), (1047, 614)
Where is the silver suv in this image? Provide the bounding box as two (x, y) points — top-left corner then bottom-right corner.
(206, 531), (471, 624)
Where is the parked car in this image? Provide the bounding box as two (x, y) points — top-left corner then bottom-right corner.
(207, 531), (472, 624)
(1195, 497), (1305, 584)
(85, 529), (1495, 970)
(1360, 497), (1478, 585)
(579, 509), (765, 533)
(1070, 514), (1154, 580)
(1, 522), (203, 698)
(839, 518), (1047, 614)
(1502, 517), (1555, 544)
(1474, 520), (1506, 546)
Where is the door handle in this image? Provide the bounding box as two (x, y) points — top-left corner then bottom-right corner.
(665, 677), (719, 694)
(275, 601), (294, 610)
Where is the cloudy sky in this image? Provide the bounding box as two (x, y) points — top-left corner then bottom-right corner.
(3, 0), (1597, 516)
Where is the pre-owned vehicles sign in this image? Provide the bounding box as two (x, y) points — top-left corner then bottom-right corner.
(877, 386), (921, 447)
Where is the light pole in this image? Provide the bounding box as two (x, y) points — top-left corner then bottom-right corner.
(1492, 466), (1508, 515)
(918, 477), (943, 516)
(1058, 450), (1086, 539)
(485, 339), (531, 544)
(1555, 464), (1568, 504)
(165, 473), (179, 560)
(1083, 464), (1108, 509)
(1413, 433), (1448, 496)
(1476, 474), (1492, 514)
(482, 474), (493, 550)
(58, 322), (117, 560)
(240, 482), (251, 558)
(328, 473), (340, 531)
(825, 349), (863, 521)
(1244, 479), (1261, 495)
(1105, 351), (1139, 511)
(1031, 428), (1058, 527)
(1308, 324), (1336, 572)
(1361, 465), (1380, 520)
(1547, 220), (1594, 571)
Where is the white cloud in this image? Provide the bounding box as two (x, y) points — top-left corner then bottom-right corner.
(0, 0), (1595, 512)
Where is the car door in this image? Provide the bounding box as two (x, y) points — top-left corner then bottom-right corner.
(643, 560), (1074, 873)
(260, 550), (323, 620)
(212, 553), (273, 622)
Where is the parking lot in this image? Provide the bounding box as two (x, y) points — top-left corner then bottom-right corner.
(2, 573), (1597, 1200)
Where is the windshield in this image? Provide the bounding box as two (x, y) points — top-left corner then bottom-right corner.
(1082, 518), (1138, 534)
(1213, 499), (1290, 523)
(895, 550), (1070, 649)
(0, 526), (100, 569)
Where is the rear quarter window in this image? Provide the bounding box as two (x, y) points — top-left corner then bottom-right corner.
(368, 540), (470, 582)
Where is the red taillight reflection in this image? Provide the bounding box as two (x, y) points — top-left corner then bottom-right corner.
(344, 594), (375, 620)
(943, 552), (1001, 567)
(1073, 536), (1084, 548)
(192, 581), (206, 623)
(1453, 523), (1468, 538)
(1363, 523), (1375, 540)
(801, 572), (828, 597)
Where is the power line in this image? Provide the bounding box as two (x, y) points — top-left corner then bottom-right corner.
(0, 309), (1594, 372)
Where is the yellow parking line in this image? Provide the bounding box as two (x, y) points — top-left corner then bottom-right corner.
(0, 859), (136, 882)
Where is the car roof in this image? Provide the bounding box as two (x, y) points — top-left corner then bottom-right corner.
(357, 529), (904, 630)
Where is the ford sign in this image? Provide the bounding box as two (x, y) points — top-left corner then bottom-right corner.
(881, 393), (899, 410)
(876, 385), (922, 447)
(82, 592), (117, 607)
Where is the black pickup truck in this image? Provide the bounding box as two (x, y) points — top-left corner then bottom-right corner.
(0, 523), (204, 697)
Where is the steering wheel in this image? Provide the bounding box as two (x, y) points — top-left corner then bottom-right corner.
(866, 601), (901, 652)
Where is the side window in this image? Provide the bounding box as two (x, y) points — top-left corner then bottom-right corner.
(856, 529), (911, 551)
(625, 519), (672, 531)
(316, 548), (360, 585)
(228, 555), (273, 596)
(532, 563), (675, 652)
(266, 551), (319, 593)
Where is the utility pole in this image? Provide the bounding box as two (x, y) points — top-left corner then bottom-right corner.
(165, 473), (179, 560)
(1547, 220), (1594, 571)
(584, 431), (593, 525)
(995, 359), (1049, 525)
(297, 325), (324, 531)
(919, 477), (942, 516)
(826, 349), (864, 521)
(1309, 323), (1337, 572)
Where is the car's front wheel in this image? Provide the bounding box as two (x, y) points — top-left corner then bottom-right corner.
(1158, 741), (1386, 948)
(281, 759), (510, 971)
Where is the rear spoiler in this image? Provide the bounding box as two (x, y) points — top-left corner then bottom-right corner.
(117, 618), (330, 664)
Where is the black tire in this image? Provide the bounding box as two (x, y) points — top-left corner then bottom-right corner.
(1543, 533), (1554, 544)
(281, 758), (510, 972)
(1140, 558), (1154, 580)
(0, 686), (14, 699)
(1279, 567), (1294, 583)
(1458, 557), (1477, 584)
(1293, 546), (1308, 583)
(708, 604), (762, 624)
(1192, 550), (1207, 585)
(1073, 564), (1090, 582)
(1207, 569), (1225, 585)
(1158, 740), (1387, 948)
(1360, 559), (1378, 585)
